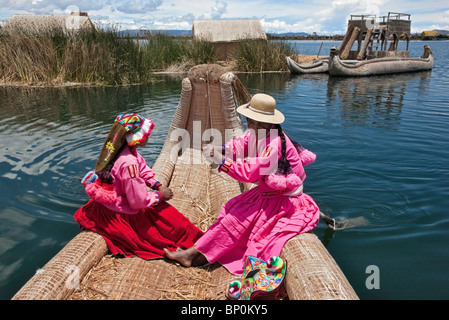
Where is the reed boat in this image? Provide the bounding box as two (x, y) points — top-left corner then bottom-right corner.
(286, 56), (329, 74)
(12, 64), (358, 300)
(288, 12), (434, 78)
(328, 12), (433, 77)
(328, 44), (433, 77)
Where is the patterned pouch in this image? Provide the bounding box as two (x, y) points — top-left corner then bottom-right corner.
(226, 256), (287, 300)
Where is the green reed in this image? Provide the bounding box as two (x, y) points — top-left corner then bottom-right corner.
(0, 26), (291, 85)
(0, 26), (219, 85)
(236, 39), (295, 72)
(140, 34), (216, 71)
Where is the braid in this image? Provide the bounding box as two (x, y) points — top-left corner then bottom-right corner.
(274, 124), (306, 175)
(275, 124), (292, 175)
(98, 142), (126, 184)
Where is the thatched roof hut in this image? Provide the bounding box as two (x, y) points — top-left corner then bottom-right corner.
(4, 12), (95, 34)
(192, 19), (267, 60)
(421, 30), (438, 38)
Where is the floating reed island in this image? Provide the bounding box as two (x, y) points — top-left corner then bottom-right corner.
(12, 64), (358, 300)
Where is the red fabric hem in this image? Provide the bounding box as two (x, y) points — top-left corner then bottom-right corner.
(74, 200), (203, 260)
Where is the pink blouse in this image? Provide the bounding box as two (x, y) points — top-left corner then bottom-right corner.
(219, 130), (316, 194)
(89, 146), (162, 214)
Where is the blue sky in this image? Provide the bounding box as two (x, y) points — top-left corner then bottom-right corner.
(0, 0), (448, 34)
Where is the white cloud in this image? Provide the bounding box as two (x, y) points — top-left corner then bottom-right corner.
(196, 0), (228, 20)
(115, 0), (163, 14)
(0, 0), (105, 13)
(0, 0), (448, 33)
(261, 18), (323, 34)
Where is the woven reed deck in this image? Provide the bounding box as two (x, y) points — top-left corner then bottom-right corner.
(12, 64), (358, 300)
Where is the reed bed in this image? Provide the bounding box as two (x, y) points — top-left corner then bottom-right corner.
(0, 26), (293, 85)
(236, 39), (295, 72)
(0, 27), (144, 85)
(142, 34), (217, 72)
(0, 27), (217, 85)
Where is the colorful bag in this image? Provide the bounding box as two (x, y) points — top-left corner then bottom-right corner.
(226, 256), (287, 300)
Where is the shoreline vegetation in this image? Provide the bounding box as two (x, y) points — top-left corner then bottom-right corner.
(0, 26), (301, 87)
(2, 24), (444, 87)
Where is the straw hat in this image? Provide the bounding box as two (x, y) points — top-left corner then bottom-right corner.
(237, 93), (284, 124)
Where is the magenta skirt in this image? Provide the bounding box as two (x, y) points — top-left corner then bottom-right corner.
(195, 187), (320, 275)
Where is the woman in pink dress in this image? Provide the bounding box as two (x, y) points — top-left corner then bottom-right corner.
(164, 94), (320, 275)
(75, 113), (203, 260)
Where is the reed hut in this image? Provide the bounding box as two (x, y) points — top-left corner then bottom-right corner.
(4, 12), (95, 34)
(192, 19), (267, 60)
(421, 30), (438, 38)
(12, 64), (358, 300)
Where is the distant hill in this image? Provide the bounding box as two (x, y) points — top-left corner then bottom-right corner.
(434, 29), (449, 36)
(268, 32), (310, 37)
(118, 29), (312, 38)
(118, 29), (192, 37)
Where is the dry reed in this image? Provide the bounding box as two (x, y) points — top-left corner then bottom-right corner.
(0, 27), (217, 85)
(0, 26), (296, 85)
(236, 39), (295, 72)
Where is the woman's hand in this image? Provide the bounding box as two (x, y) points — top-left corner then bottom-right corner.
(202, 144), (224, 164)
(159, 186), (173, 201)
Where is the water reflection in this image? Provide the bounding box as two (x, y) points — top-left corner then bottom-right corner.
(325, 71), (432, 130)
(274, 70), (433, 131)
(238, 70), (433, 134)
(237, 72), (291, 93)
(0, 79), (182, 176)
(0, 81), (181, 127)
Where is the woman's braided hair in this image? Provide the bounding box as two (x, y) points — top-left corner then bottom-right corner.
(274, 124), (304, 175)
(98, 143), (127, 184)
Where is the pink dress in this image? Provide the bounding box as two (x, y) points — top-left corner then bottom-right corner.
(196, 130), (320, 275)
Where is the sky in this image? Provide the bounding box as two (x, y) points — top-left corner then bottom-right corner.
(0, 0), (448, 34)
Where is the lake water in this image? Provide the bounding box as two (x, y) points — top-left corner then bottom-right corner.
(1, 40), (448, 300)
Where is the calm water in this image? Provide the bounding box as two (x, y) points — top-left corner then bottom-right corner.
(1, 41), (448, 300)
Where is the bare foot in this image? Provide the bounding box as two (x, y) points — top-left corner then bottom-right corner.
(163, 247), (196, 267)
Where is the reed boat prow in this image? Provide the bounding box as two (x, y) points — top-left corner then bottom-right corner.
(12, 64), (358, 301)
(328, 44), (434, 76)
(286, 56), (329, 74)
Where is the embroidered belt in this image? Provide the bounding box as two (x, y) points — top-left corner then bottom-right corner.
(284, 184), (304, 196)
(261, 184), (303, 197)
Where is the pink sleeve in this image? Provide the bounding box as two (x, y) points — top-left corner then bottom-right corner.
(219, 139), (280, 183)
(120, 165), (162, 209)
(299, 149), (316, 166)
(137, 153), (161, 189)
(224, 132), (249, 161)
